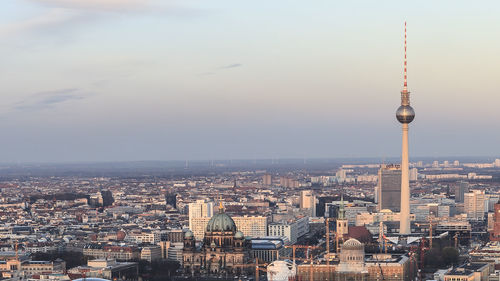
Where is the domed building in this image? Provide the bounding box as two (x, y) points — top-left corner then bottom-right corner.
(336, 238), (369, 281)
(183, 203), (249, 276)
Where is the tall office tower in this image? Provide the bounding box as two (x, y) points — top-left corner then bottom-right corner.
(464, 190), (486, 221)
(336, 169), (347, 183)
(453, 160), (460, 166)
(300, 190), (316, 217)
(495, 159), (500, 167)
(396, 22), (415, 235)
(490, 200), (500, 241)
(432, 161), (439, 168)
(188, 199), (214, 231)
(455, 181), (469, 203)
(377, 164), (402, 212)
(409, 168), (418, 182)
(165, 192), (177, 209)
(280, 176), (298, 188)
(100, 190), (114, 207)
(262, 174), (272, 186)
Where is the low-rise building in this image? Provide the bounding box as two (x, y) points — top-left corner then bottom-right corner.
(83, 244), (140, 261)
(68, 259), (138, 280)
(140, 246), (162, 262)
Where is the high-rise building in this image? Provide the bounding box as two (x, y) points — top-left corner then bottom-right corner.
(300, 190), (316, 217)
(317, 196), (336, 217)
(455, 181), (469, 203)
(336, 169), (347, 183)
(377, 164), (402, 212)
(490, 200), (500, 241)
(280, 177), (299, 188)
(395, 22), (415, 234)
(409, 168), (418, 182)
(188, 199), (214, 231)
(262, 174), (272, 186)
(268, 217), (309, 244)
(464, 190), (486, 221)
(165, 192), (177, 209)
(100, 190), (114, 207)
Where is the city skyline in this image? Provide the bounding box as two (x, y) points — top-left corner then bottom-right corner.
(1, 0), (500, 162)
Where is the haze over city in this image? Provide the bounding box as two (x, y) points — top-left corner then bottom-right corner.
(0, 0), (499, 162)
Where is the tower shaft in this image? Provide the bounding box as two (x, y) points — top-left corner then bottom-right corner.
(400, 123), (410, 234)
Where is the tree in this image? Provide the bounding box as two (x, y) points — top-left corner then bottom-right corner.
(442, 247), (459, 266)
(424, 248), (442, 268)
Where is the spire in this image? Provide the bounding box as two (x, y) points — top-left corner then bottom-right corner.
(401, 21), (410, 106)
(338, 194), (345, 220)
(403, 21), (407, 92)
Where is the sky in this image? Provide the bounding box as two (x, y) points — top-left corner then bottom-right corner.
(0, 0), (499, 162)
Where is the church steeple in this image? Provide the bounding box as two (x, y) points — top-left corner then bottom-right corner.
(336, 194), (349, 239)
(338, 195), (345, 220)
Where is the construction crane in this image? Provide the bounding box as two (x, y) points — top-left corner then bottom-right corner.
(324, 217), (337, 281)
(325, 217), (336, 264)
(379, 221), (385, 253)
(419, 237), (428, 271)
(429, 216), (435, 249)
(282, 245), (321, 281)
(284, 245), (320, 264)
(381, 234), (391, 254)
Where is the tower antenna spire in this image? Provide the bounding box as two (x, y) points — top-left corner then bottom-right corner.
(403, 21), (407, 92)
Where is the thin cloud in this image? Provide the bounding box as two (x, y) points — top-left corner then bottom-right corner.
(197, 72), (215, 76)
(14, 88), (86, 111)
(0, 8), (81, 38)
(220, 63), (242, 69)
(197, 63), (242, 76)
(28, 0), (204, 16)
(2, 1), (205, 39)
(29, 0), (152, 12)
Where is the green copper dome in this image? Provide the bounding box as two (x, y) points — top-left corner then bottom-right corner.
(234, 231), (244, 239)
(206, 212), (237, 232)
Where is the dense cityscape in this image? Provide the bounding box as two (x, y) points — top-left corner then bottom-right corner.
(0, 158), (500, 281)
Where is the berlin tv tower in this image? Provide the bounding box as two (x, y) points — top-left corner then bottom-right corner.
(396, 22), (415, 235)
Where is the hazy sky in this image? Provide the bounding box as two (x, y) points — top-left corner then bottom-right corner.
(0, 0), (499, 162)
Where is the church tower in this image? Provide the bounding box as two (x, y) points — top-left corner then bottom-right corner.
(337, 196), (349, 237)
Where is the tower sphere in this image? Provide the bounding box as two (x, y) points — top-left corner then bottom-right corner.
(396, 105), (415, 124)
